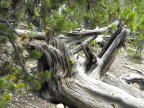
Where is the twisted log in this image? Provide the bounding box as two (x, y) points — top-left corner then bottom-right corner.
(4, 20), (143, 108)
(31, 26), (144, 108)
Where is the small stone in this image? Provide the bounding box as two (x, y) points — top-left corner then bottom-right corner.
(56, 103), (64, 108)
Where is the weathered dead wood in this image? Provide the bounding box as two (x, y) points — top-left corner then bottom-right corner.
(120, 73), (144, 90)
(67, 27), (108, 37)
(36, 26), (144, 108)
(97, 27), (122, 58)
(104, 73), (144, 98)
(15, 22), (144, 108)
(89, 28), (130, 79)
(15, 29), (46, 37)
(56, 72), (144, 108)
(3, 18), (144, 108)
(72, 35), (98, 54)
(15, 21), (119, 47)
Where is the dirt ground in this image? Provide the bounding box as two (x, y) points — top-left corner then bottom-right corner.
(9, 92), (64, 108)
(109, 53), (144, 77)
(9, 52), (144, 108)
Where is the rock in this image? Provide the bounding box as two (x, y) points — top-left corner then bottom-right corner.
(56, 103), (64, 108)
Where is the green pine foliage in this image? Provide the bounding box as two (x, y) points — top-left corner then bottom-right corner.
(29, 49), (43, 60)
(37, 70), (52, 83)
(0, 75), (20, 107)
(0, 36), (8, 44)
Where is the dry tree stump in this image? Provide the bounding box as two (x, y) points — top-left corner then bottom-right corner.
(17, 24), (144, 108)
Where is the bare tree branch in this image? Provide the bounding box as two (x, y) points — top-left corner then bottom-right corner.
(72, 35), (98, 54)
(67, 27), (109, 37)
(89, 28), (130, 79)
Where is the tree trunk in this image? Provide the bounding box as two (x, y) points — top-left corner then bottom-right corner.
(16, 23), (144, 108)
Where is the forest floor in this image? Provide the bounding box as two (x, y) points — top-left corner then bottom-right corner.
(9, 51), (144, 108)
(109, 52), (144, 78)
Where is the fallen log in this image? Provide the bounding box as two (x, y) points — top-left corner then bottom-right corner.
(31, 26), (144, 108)
(8, 21), (144, 108)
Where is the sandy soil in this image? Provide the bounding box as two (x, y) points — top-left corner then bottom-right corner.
(109, 53), (144, 77)
(9, 92), (64, 108)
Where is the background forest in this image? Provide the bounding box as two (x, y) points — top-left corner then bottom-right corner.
(0, 0), (144, 108)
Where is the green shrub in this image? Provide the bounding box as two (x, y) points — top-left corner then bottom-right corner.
(37, 70), (52, 82)
(0, 36), (8, 44)
(29, 49), (43, 60)
(90, 40), (100, 48)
